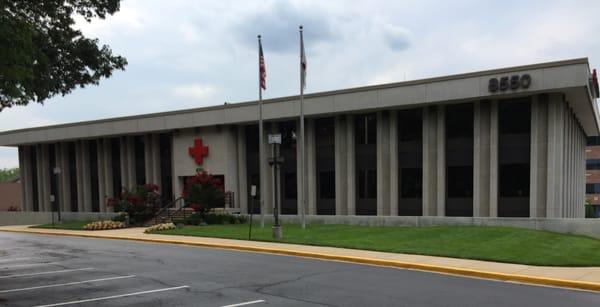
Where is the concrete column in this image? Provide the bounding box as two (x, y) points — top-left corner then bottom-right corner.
(346, 114), (356, 215)
(39, 144), (51, 211)
(225, 127), (239, 209)
(119, 137), (129, 192)
(97, 139), (107, 212)
(144, 134), (153, 185)
(81, 141), (92, 212)
(473, 101), (491, 217)
(546, 94), (565, 218)
(75, 142), (84, 212)
(377, 111), (390, 216)
(237, 126), (248, 213)
(389, 111), (399, 216)
(422, 107), (438, 216)
(436, 105), (446, 216)
(489, 100), (499, 217)
(296, 119), (305, 216)
(103, 139), (114, 203)
(34, 145), (43, 211)
(58, 143), (72, 212)
(306, 119), (317, 215)
(23, 146), (34, 211)
(334, 116), (348, 215)
(152, 134), (161, 188)
(18, 147), (28, 211)
(260, 122), (275, 215)
(529, 95), (548, 218)
(126, 136), (136, 188)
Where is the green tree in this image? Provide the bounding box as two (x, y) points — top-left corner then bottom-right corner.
(0, 0), (127, 111)
(0, 167), (19, 182)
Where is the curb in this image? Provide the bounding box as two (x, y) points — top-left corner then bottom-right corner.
(2, 228), (599, 292)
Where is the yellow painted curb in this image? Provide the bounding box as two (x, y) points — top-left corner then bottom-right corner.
(2, 227), (599, 292)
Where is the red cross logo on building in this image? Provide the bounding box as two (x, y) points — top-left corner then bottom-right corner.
(188, 138), (209, 165)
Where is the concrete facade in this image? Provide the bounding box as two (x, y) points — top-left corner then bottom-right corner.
(1, 58), (598, 219)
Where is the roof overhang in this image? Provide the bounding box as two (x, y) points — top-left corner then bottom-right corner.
(0, 57), (598, 146)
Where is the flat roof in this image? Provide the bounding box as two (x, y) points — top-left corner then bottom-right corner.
(0, 57), (597, 146)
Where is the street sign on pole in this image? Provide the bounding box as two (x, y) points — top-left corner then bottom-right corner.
(268, 133), (282, 145)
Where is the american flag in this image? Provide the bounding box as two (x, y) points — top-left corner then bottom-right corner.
(259, 38), (266, 90)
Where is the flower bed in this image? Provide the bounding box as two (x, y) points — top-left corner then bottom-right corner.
(83, 220), (126, 230)
(145, 222), (176, 233)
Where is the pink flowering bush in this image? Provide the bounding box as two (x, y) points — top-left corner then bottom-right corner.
(107, 183), (162, 225)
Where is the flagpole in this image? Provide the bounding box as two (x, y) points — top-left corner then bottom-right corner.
(299, 25), (306, 229)
(258, 35), (265, 228)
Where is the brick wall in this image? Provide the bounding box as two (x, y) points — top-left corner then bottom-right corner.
(0, 182), (21, 211)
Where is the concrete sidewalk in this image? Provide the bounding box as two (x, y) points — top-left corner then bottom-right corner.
(1, 225), (600, 292)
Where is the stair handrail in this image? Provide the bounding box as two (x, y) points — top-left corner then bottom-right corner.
(153, 197), (184, 225)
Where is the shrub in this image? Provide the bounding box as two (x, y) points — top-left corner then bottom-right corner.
(182, 212), (203, 225)
(7, 205), (21, 212)
(144, 222), (176, 233)
(111, 212), (128, 223)
(203, 213), (247, 225)
(83, 220), (126, 230)
(107, 184), (162, 225)
(183, 171), (224, 216)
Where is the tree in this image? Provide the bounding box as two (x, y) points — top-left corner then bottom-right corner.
(0, 167), (19, 182)
(0, 0), (127, 111)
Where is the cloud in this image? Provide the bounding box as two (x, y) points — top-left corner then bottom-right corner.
(234, 2), (335, 53)
(172, 84), (216, 99)
(383, 24), (411, 51)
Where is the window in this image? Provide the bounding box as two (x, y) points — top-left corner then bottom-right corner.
(355, 114), (376, 145)
(587, 184), (600, 194)
(318, 171), (335, 199)
(358, 169), (377, 199)
(401, 168), (422, 198)
(284, 173), (297, 199)
(134, 136), (146, 185)
(447, 166), (473, 198)
(499, 164), (530, 197)
(587, 159), (600, 170)
(588, 137), (600, 146)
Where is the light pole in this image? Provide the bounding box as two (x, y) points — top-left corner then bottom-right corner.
(267, 133), (283, 239)
(53, 166), (61, 222)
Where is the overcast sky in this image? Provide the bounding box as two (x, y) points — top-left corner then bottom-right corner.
(1, 0), (599, 168)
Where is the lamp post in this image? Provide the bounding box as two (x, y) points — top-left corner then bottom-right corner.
(267, 133), (283, 239)
(53, 166), (61, 222)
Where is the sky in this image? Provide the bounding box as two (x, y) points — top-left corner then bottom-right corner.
(1, 0), (599, 168)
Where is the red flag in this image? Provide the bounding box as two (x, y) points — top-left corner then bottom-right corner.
(259, 38), (266, 90)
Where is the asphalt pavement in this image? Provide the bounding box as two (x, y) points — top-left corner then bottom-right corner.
(0, 232), (598, 307)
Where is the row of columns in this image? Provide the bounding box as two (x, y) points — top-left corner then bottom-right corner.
(241, 94), (585, 218)
(19, 135), (166, 212)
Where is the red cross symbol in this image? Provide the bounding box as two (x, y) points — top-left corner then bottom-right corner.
(188, 138), (209, 165)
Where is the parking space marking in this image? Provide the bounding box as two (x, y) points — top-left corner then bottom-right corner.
(0, 268), (95, 279)
(0, 257), (37, 263)
(0, 275), (135, 293)
(220, 300), (266, 307)
(0, 263), (58, 270)
(34, 285), (190, 307)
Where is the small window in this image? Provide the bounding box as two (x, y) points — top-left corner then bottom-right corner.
(318, 171), (335, 199)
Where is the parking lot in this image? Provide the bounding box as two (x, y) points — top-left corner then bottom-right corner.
(0, 236), (272, 307)
(1, 231), (599, 307)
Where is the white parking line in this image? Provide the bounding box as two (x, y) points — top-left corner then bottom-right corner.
(34, 285), (190, 307)
(0, 257), (37, 263)
(0, 275), (135, 293)
(0, 263), (58, 270)
(0, 268), (95, 279)
(221, 300), (266, 307)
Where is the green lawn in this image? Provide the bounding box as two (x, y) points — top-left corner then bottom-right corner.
(32, 221), (90, 230)
(155, 223), (600, 266)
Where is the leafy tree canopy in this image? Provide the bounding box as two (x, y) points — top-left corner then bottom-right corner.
(0, 0), (127, 111)
(0, 167), (19, 182)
